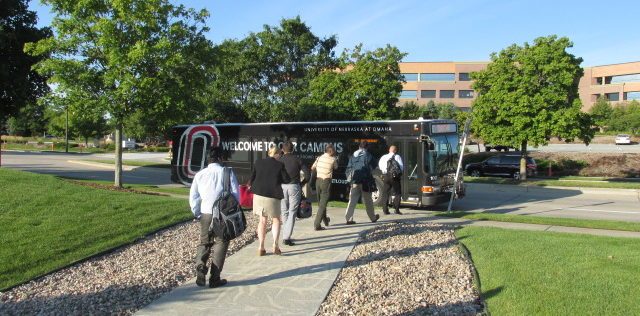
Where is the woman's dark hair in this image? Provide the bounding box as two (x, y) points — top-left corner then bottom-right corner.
(282, 141), (294, 153)
(207, 147), (224, 164)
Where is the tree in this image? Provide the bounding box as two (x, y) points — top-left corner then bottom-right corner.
(6, 101), (47, 136)
(589, 96), (612, 131)
(26, 0), (214, 187)
(205, 17), (338, 122)
(471, 35), (594, 180)
(303, 44), (406, 120)
(1, 0), (51, 119)
(608, 100), (640, 133)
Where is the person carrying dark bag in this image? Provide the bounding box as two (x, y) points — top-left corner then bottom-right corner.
(189, 147), (239, 288)
(378, 145), (404, 215)
(344, 141), (380, 225)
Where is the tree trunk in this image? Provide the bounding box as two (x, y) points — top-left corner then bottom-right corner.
(114, 123), (123, 188)
(520, 140), (528, 181)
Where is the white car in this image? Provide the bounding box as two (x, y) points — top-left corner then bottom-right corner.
(615, 134), (631, 145)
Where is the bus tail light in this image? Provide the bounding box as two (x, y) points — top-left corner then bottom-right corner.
(421, 186), (434, 193)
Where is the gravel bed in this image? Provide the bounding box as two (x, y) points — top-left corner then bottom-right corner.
(317, 222), (484, 316)
(0, 211), (260, 315)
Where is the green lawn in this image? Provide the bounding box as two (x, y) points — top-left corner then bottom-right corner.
(68, 179), (190, 196)
(457, 227), (640, 315)
(2, 142), (107, 153)
(464, 176), (640, 189)
(436, 211), (640, 232)
(0, 168), (191, 290)
(83, 159), (170, 168)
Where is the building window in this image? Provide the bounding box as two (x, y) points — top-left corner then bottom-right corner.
(420, 73), (455, 81)
(420, 90), (436, 98)
(624, 91), (640, 100)
(459, 73), (471, 81)
(605, 92), (619, 101)
(611, 73), (640, 84)
(440, 90), (454, 98)
(400, 90), (417, 98)
(459, 90), (474, 98)
(401, 73), (418, 81)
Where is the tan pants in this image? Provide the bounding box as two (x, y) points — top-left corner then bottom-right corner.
(344, 183), (376, 222)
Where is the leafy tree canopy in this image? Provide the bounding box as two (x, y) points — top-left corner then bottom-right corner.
(589, 96), (613, 129)
(303, 44), (406, 121)
(205, 16), (337, 122)
(0, 0), (51, 118)
(25, 0), (214, 186)
(471, 35), (594, 150)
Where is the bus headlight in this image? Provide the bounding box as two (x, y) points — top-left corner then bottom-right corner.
(421, 186), (434, 193)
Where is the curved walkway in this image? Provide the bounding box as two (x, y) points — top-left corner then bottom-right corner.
(136, 207), (640, 315)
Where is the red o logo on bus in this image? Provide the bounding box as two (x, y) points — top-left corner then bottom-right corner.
(176, 125), (220, 184)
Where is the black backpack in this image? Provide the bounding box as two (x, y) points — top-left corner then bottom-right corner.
(209, 167), (247, 241)
(387, 154), (402, 179)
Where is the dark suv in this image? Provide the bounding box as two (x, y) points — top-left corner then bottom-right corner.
(465, 155), (537, 180)
(484, 144), (514, 152)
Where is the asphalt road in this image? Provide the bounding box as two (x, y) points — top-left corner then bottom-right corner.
(3, 151), (639, 222)
(1, 151), (173, 185)
(443, 183), (640, 222)
(466, 143), (640, 153)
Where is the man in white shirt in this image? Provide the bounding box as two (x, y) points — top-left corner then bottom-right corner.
(378, 145), (404, 215)
(189, 147), (239, 288)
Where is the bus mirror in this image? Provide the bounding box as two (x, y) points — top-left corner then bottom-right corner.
(428, 142), (435, 150)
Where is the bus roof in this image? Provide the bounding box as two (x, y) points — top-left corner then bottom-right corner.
(174, 119), (455, 128)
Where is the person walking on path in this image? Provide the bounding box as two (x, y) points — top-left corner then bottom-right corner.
(250, 146), (290, 256)
(378, 145), (404, 215)
(189, 147), (239, 288)
(311, 144), (338, 231)
(278, 141), (309, 246)
(344, 141), (380, 225)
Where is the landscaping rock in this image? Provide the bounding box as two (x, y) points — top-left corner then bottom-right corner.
(316, 222), (483, 316)
(0, 211), (259, 315)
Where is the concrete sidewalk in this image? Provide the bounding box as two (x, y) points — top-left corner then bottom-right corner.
(137, 207), (640, 315)
(137, 206), (408, 316)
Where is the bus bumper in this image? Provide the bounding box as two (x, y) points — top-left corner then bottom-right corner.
(421, 192), (452, 206)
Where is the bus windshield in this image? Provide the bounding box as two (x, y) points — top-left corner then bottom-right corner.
(424, 133), (459, 175)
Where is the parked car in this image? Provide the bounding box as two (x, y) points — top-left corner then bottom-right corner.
(615, 134), (631, 145)
(484, 144), (513, 152)
(465, 155), (537, 180)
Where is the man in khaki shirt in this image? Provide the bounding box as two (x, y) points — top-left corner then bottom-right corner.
(311, 144), (338, 230)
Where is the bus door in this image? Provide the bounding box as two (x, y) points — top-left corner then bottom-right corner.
(400, 139), (420, 202)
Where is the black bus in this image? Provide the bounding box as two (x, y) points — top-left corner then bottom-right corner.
(170, 119), (464, 207)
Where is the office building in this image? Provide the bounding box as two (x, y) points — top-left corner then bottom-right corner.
(399, 60), (640, 111)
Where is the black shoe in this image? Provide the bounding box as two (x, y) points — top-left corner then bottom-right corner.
(383, 209), (390, 215)
(209, 278), (227, 288)
(323, 216), (330, 227)
(314, 226), (326, 231)
(345, 220), (356, 225)
(394, 210), (403, 215)
(371, 214), (380, 223)
(196, 265), (207, 287)
(284, 239), (296, 246)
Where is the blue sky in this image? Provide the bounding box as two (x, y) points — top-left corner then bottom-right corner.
(29, 0), (640, 67)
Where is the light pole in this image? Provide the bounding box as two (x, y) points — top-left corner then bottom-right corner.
(65, 106), (69, 153)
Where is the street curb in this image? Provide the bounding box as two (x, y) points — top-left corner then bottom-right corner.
(430, 216), (640, 238)
(467, 182), (640, 197)
(543, 185), (640, 197)
(67, 160), (137, 171)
